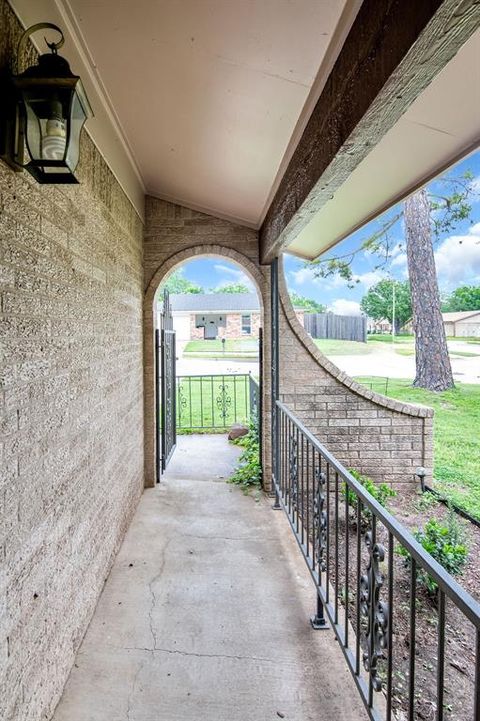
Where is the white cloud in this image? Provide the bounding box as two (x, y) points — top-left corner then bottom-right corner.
(328, 299), (362, 316)
(212, 263), (254, 290)
(290, 266), (387, 291)
(289, 266), (321, 286)
(214, 263), (241, 277)
(390, 252), (407, 268)
(434, 224), (480, 287)
(390, 242), (405, 259)
(352, 270), (387, 288)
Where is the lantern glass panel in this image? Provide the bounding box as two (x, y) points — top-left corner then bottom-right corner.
(23, 102), (42, 161)
(23, 91), (71, 174)
(65, 91), (87, 172)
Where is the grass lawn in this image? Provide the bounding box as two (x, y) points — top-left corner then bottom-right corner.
(313, 339), (372, 355)
(394, 347), (415, 356)
(367, 334), (413, 344)
(355, 377), (480, 521)
(184, 339), (258, 354)
(450, 350), (480, 357)
(175, 374), (251, 431)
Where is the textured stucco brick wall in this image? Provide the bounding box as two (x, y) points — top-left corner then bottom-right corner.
(143, 197), (432, 491)
(278, 262), (434, 485)
(143, 196), (271, 487)
(0, 4), (144, 718)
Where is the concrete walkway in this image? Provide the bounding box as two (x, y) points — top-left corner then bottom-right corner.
(52, 435), (367, 721)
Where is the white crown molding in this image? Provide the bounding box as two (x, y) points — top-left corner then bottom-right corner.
(8, 0), (146, 221)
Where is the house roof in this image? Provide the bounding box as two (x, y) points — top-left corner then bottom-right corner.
(442, 311), (480, 322)
(169, 293), (260, 313)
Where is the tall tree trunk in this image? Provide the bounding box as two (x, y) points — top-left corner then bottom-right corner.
(404, 189), (454, 391)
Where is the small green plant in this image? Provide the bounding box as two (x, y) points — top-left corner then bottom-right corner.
(343, 469), (396, 528)
(399, 508), (468, 594)
(229, 417), (262, 494)
(413, 490), (439, 512)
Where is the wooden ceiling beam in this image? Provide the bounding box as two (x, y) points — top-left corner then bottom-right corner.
(260, 0), (480, 264)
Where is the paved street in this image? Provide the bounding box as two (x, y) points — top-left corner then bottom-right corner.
(176, 339), (480, 384)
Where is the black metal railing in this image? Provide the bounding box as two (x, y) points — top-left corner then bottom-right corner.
(248, 374), (260, 420)
(273, 400), (480, 721)
(176, 373), (258, 431)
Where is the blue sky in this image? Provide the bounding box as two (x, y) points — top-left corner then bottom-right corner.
(169, 150), (480, 312)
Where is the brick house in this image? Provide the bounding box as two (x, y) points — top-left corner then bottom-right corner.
(165, 292), (304, 340)
(169, 292), (261, 340)
(443, 310), (480, 338)
(1, 2), (477, 720)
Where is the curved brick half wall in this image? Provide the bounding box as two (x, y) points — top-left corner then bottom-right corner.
(278, 260), (434, 486)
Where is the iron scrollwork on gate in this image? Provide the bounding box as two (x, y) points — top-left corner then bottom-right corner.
(216, 382), (232, 424)
(360, 531), (389, 691)
(176, 382), (187, 426)
(313, 467), (327, 571)
(288, 434), (298, 510)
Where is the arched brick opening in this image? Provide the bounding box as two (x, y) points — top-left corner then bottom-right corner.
(144, 243), (271, 488)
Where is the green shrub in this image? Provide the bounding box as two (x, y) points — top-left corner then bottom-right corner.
(399, 509), (468, 594)
(343, 469), (396, 527)
(229, 417), (262, 493)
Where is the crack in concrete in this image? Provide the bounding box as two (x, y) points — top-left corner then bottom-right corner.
(180, 533), (265, 541)
(123, 645), (275, 664)
(147, 538), (173, 651)
(125, 658), (145, 721)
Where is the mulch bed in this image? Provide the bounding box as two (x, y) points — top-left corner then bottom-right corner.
(327, 487), (479, 721)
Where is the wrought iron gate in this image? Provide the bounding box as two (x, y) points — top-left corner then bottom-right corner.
(156, 288), (176, 480)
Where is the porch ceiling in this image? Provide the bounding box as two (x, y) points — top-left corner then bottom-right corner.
(9, 0), (360, 225)
(8, 1), (479, 247)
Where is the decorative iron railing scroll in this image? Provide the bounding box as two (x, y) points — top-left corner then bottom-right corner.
(175, 374), (254, 432)
(273, 400), (480, 721)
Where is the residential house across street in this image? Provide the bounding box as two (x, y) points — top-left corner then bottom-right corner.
(163, 292), (305, 340)
(442, 310), (480, 337)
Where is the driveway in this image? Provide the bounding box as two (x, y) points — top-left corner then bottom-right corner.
(328, 342), (480, 384)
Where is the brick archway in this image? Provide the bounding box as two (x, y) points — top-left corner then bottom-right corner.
(143, 243), (270, 488)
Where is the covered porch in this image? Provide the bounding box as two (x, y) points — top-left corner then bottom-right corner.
(1, 1), (480, 720)
(52, 435), (366, 721)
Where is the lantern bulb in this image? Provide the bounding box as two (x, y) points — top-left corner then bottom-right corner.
(42, 117), (66, 161)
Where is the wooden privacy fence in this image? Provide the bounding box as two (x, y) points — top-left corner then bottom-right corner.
(304, 312), (367, 342)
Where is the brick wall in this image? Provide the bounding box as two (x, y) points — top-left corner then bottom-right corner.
(278, 262), (433, 485)
(0, 4), (144, 718)
(224, 312), (260, 339)
(189, 315), (204, 339)
(143, 198), (433, 490)
(143, 196), (271, 486)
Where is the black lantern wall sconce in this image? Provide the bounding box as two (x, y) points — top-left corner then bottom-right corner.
(0, 22), (93, 184)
